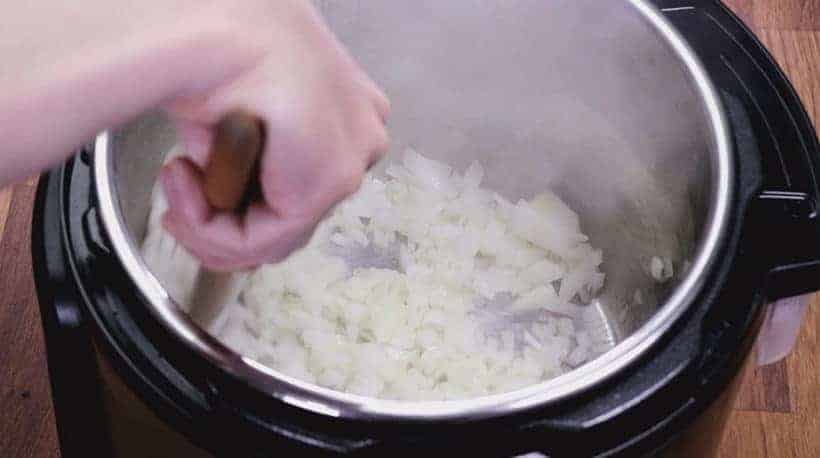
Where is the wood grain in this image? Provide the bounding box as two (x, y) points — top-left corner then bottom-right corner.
(720, 1), (820, 456)
(752, 0), (820, 31)
(0, 188), (13, 237)
(729, 0), (820, 30)
(733, 27), (818, 418)
(0, 2), (816, 457)
(735, 358), (793, 412)
(0, 181), (59, 458)
(727, 0), (756, 25)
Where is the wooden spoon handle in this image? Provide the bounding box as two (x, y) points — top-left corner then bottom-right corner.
(202, 110), (265, 211)
(189, 110), (263, 329)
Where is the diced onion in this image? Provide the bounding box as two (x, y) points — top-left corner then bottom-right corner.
(144, 149), (606, 401)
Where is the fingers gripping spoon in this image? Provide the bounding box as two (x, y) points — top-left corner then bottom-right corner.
(187, 110), (265, 328)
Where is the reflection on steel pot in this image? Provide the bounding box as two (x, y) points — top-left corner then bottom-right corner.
(95, 0), (733, 420)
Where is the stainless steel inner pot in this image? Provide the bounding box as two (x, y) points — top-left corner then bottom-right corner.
(94, 0), (731, 421)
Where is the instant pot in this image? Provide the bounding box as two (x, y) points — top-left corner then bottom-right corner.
(33, 1), (819, 456)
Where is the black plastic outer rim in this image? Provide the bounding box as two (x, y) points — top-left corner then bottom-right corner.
(34, 104), (768, 457)
(33, 155), (761, 455)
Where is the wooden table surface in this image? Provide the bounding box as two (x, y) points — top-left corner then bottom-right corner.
(0, 1), (817, 457)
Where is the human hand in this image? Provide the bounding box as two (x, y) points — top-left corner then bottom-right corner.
(159, 0), (390, 271)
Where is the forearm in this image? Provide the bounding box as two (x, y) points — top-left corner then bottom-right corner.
(0, 1), (265, 186)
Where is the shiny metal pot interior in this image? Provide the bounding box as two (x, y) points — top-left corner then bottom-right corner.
(94, 0), (731, 420)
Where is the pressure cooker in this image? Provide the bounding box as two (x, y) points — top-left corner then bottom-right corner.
(33, 0), (819, 456)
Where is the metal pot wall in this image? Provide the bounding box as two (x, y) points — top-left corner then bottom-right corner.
(93, 0), (734, 421)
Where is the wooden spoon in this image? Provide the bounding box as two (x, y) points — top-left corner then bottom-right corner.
(188, 110), (264, 328)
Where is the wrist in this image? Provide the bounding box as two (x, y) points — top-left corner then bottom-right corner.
(158, 2), (270, 97)
(0, 1), (268, 186)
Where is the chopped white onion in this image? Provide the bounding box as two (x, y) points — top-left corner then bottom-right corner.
(144, 150), (606, 401)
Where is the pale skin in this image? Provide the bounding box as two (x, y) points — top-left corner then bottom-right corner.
(1, 0), (390, 271)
